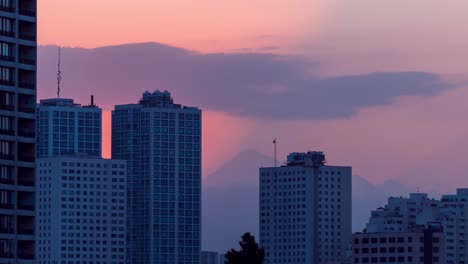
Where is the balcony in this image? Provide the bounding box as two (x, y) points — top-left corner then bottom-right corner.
(0, 80), (14, 87)
(0, 178), (13, 185)
(0, 105), (14, 111)
(18, 156), (34, 163)
(18, 179), (33, 187)
(18, 131), (34, 138)
(18, 58), (35, 66)
(18, 81), (35, 90)
(0, 30), (14, 38)
(0, 204), (13, 210)
(0, 55), (14, 62)
(18, 33), (35, 42)
(19, 9), (36, 17)
(17, 228), (33, 236)
(0, 251), (13, 258)
(0, 129), (14, 136)
(0, 6), (14, 13)
(0, 154), (14, 161)
(18, 106), (35, 114)
(0, 226), (14, 234)
(18, 252), (34, 260)
(18, 167), (34, 187)
(0, 1), (14, 13)
(17, 204), (33, 211)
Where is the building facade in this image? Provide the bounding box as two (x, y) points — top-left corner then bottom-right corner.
(201, 251), (218, 264)
(352, 193), (444, 264)
(36, 156), (126, 263)
(37, 97), (101, 158)
(259, 151), (352, 264)
(365, 193), (441, 233)
(112, 90), (201, 264)
(0, 0), (37, 261)
(441, 188), (468, 264)
(352, 223), (445, 264)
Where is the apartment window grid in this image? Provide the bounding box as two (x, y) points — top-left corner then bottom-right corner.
(0, 0), (37, 261)
(112, 102), (201, 264)
(260, 168), (311, 264)
(36, 159), (126, 264)
(77, 112), (101, 155)
(112, 108), (144, 263)
(260, 164), (350, 264)
(37, 107), (102, 158)
(151, 110), (201, 264)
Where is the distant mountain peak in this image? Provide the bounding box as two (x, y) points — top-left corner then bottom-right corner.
(204, 149), (272, 187)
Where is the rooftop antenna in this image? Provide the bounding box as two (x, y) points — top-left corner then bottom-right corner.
(57, 46), (62, 98)
(273, 138), (277, 168)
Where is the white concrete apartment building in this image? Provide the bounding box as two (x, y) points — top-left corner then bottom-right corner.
(366, 193), (441, 233)
(36, 155), (126, 264)
(441, 188), (468, 264)
(352, 193), (444, 264)
(353, 223), (445, 264)
(259, 151), (352, 264)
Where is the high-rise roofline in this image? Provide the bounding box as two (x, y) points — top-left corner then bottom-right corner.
(39, 97), (100, 108)
(286, 151), (326, 166)
(139, 90), (174, 107)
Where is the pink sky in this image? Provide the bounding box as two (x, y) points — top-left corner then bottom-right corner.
(39, 1), (468, 190)
(39, 0), (329, 52)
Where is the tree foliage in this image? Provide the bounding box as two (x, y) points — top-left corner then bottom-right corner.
(225, 232), (265, 264)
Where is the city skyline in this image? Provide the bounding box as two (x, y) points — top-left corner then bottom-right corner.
(23, 0), (468, 261)
(33, 0), (468, 192)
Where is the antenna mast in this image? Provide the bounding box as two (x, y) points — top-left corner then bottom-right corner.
(57, 46), (62, 98)
(273, 138), (277, 168)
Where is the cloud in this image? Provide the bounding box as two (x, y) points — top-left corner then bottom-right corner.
(38, 43), (454, 120)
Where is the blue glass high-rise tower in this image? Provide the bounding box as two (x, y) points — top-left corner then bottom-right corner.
(112, 90), (201, 264)
(37, 97), (102, 158)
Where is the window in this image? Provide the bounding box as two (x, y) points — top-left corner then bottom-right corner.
(0, 17), (13, 33)
(0, 67), (13, 84)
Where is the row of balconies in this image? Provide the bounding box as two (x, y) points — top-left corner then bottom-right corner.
(0, 189), (34, 210)
(0, 140), (35, 163)
(0, 68), (36, 90)
(0, 93), (36, 115)
(0, 117), (35, 139)
(0, 239), (34, 260)
(0, 166), (34, 187)
(0, 19), (36, 41)
(0, 0), (36, 17)
(0, 45), (36, 66)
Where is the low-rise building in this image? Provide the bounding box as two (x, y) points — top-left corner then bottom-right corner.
(352, 193), (444, 264)
(201, 251), (219, 264)
(353, 223), (444, 264)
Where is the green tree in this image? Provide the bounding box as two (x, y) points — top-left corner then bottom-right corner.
(225, 232), (265, 264)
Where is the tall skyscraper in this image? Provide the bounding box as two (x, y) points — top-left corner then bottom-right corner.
(36, 156), (127, 263)
(112, 90), (201, 264)
(0, 0), (37, 261)
(259, 151), (352, 264)
(37, 97), (101, 158)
